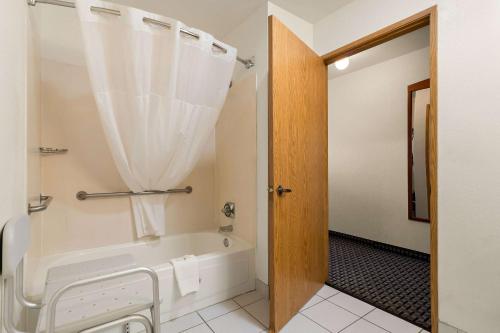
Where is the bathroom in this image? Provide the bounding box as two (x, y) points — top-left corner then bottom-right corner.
(21, 0), (263, 331)
(3, 1), (500, 333)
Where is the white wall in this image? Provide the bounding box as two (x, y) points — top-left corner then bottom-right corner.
(329, 47), (430, 253)
(438, 1), (500, 331)
(26, 9), (44, 267)
(0, 0), (28, 230)
(316, 0), (500, 331)
(314, 0), (436, 55)
(0, 2), (30, 332)
(223, 2), (269, 284)
(215, 74), (257, 245)
(268, 2), (314, 49)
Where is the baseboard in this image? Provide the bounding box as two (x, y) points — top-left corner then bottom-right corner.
(439, 321), (468, 333)
(255, 278), (269, 299)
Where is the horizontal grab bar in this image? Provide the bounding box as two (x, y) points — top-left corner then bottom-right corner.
(76, 186), (193, 200)
(28, 195), (53, 215)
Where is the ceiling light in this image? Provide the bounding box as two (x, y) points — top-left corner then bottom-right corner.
(334, 57), (350, 70)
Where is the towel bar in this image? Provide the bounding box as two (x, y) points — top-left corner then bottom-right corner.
(76, 186), (193, 200)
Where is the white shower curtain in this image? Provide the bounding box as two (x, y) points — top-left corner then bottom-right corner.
(76, 0), (236, 237)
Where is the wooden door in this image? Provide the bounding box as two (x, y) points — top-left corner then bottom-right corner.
(268, 16), (328, 333)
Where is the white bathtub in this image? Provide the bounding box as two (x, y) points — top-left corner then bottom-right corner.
(25, 231), (256, 324)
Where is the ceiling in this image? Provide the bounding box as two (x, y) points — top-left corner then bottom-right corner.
(329, 26), (430, 79)
(270, 0), (355, 23)
(109, 0), (266, 39)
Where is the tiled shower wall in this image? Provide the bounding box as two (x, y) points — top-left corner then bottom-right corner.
(36, 59), (217, 256)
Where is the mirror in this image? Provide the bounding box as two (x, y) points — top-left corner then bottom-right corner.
(408, 79), (430, 222)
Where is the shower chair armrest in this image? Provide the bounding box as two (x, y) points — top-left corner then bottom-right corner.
(45, 266), (161, 333)
(16, 258), (42, 309)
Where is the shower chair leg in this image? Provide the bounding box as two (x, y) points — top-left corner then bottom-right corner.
(80, 315), (151, 333)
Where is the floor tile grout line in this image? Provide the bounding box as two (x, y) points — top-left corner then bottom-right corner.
(179, 322), (213, 333)
(180, 288), (420, 333)
(362, 316), (401, 333)
(194, 311), (212, 332)
(195, 307), (216, 333)
(233, 291), (265, 308)
(300, 295), (400, 333)
(165, 311), (205, 333)
(168, 292), (410, 333)
(324, 297), (375, 318)
(240, 302), (268, 329)
(340, 316), (391, 333)
(329, 280), (428, 332)
(304, 298), (368, 322)
(315, 289), (341, 301)
(201, 298), (267, 332)
(193, 292), (264, 331)
(199, 298), (241, 314)
(328, 282), (430, 331)
(337, 316), (365, 333)
(361, 308), (422, 333)
(304, 296), (418, 333)
(360, 308), (398, 333)
(299, 297), (329, 312)
(299, 298), (324, 312)
(361, 307), (377, 318)
(199, 306), (242, 324)
(162, 290), (415, 333)
(299, 293), (324, 311)
(298, 312), (342, 333)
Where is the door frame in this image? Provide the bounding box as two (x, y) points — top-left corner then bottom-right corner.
(321, 6), (438, 333)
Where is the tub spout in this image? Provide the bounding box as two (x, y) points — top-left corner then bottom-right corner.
(218, 225), (233, 233)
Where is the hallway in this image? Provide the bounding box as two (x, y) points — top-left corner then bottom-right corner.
(328, 232), (431, 330)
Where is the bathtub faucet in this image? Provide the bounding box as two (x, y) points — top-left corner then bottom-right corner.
(221, 202), (236, 218)
(218, 225), (233, 233)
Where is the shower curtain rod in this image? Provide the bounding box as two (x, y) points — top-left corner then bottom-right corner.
(28, 0), (256, 69)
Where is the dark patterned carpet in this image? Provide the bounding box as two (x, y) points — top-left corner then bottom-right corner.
(327, 231), (431, 331)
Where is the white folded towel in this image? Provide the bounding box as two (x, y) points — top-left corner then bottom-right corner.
(170, 255), (200, 296)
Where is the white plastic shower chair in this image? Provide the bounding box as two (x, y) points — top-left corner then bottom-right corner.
(1, 215), (161, 333)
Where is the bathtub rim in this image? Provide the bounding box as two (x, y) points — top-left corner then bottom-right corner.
(25, 230), (255, 297)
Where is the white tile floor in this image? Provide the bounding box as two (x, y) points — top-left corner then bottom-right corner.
(160, 285), (430, 333)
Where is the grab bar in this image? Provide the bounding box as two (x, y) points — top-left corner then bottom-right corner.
(28, 194), (53, 215)
(76, 186), (193, 200)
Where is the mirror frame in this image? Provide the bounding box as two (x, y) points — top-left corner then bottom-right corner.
(407, 79), (430, 223)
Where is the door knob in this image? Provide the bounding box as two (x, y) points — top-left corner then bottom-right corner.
(277, 185), (292, 196)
